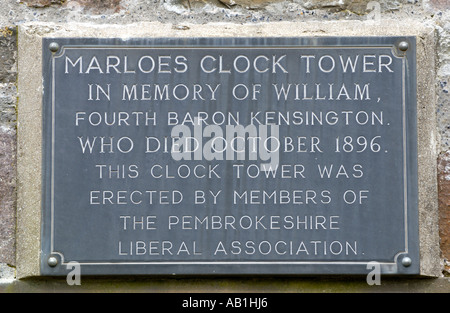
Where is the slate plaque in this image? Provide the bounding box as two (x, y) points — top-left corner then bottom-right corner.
(41, 37), (419, 276)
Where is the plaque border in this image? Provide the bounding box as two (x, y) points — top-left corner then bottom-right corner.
(40, 37), (419, 276)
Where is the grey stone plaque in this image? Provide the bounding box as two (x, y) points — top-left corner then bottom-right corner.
(41, 37), (419, 276)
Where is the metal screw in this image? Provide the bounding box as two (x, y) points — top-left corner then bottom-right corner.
(401, 256), (412, 267)
(49, 42), (60, 53)
(398, 41), (409, 52)
(48, 256), (58, 267)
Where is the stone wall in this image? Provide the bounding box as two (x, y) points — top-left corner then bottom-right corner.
(0, 0), (449, 290)
(0, 24), (17, 279)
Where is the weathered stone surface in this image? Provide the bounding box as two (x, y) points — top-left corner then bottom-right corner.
(20, 0), (65, 8)
(0, 27), (17, 84)
(0, 263), (15, 281)
(0, 84), (17, 127)
(22, 0), (124, 11)
(2, 275), (450, 292)
(436, 12), (450, 150)
(295, 0), (403, 14)
(164, 0), (404, 12)
(165, 0), (285, 10)
(0, 128), (16, 266)
(0, 26), (17, 269)
(217, 0), (281, 9)
(428, 0), (449, 10)
(438, 152), (450, 275)
(74, 0), (123, 13)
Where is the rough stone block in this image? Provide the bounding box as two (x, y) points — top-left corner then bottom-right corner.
(0, 27), (17, 84)
(0, 31), (17, 266)
(0, 84), (17, 127)
(428, 0), (449, 10)
(217, 0), (280, 9)
(436, 13), (450, 150)
(73, 0), (123, 13)
(0, 128), (16, 266)
(295, 0), (408, 14)
(20, 0), (65, 8)
(438, 152), (450, 272)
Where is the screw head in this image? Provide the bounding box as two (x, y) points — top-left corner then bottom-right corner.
(49, 42), (60, 53)
(48, 256), (58, 267)
(401, 256), (412, 267)
(398, 41), (409, 52)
